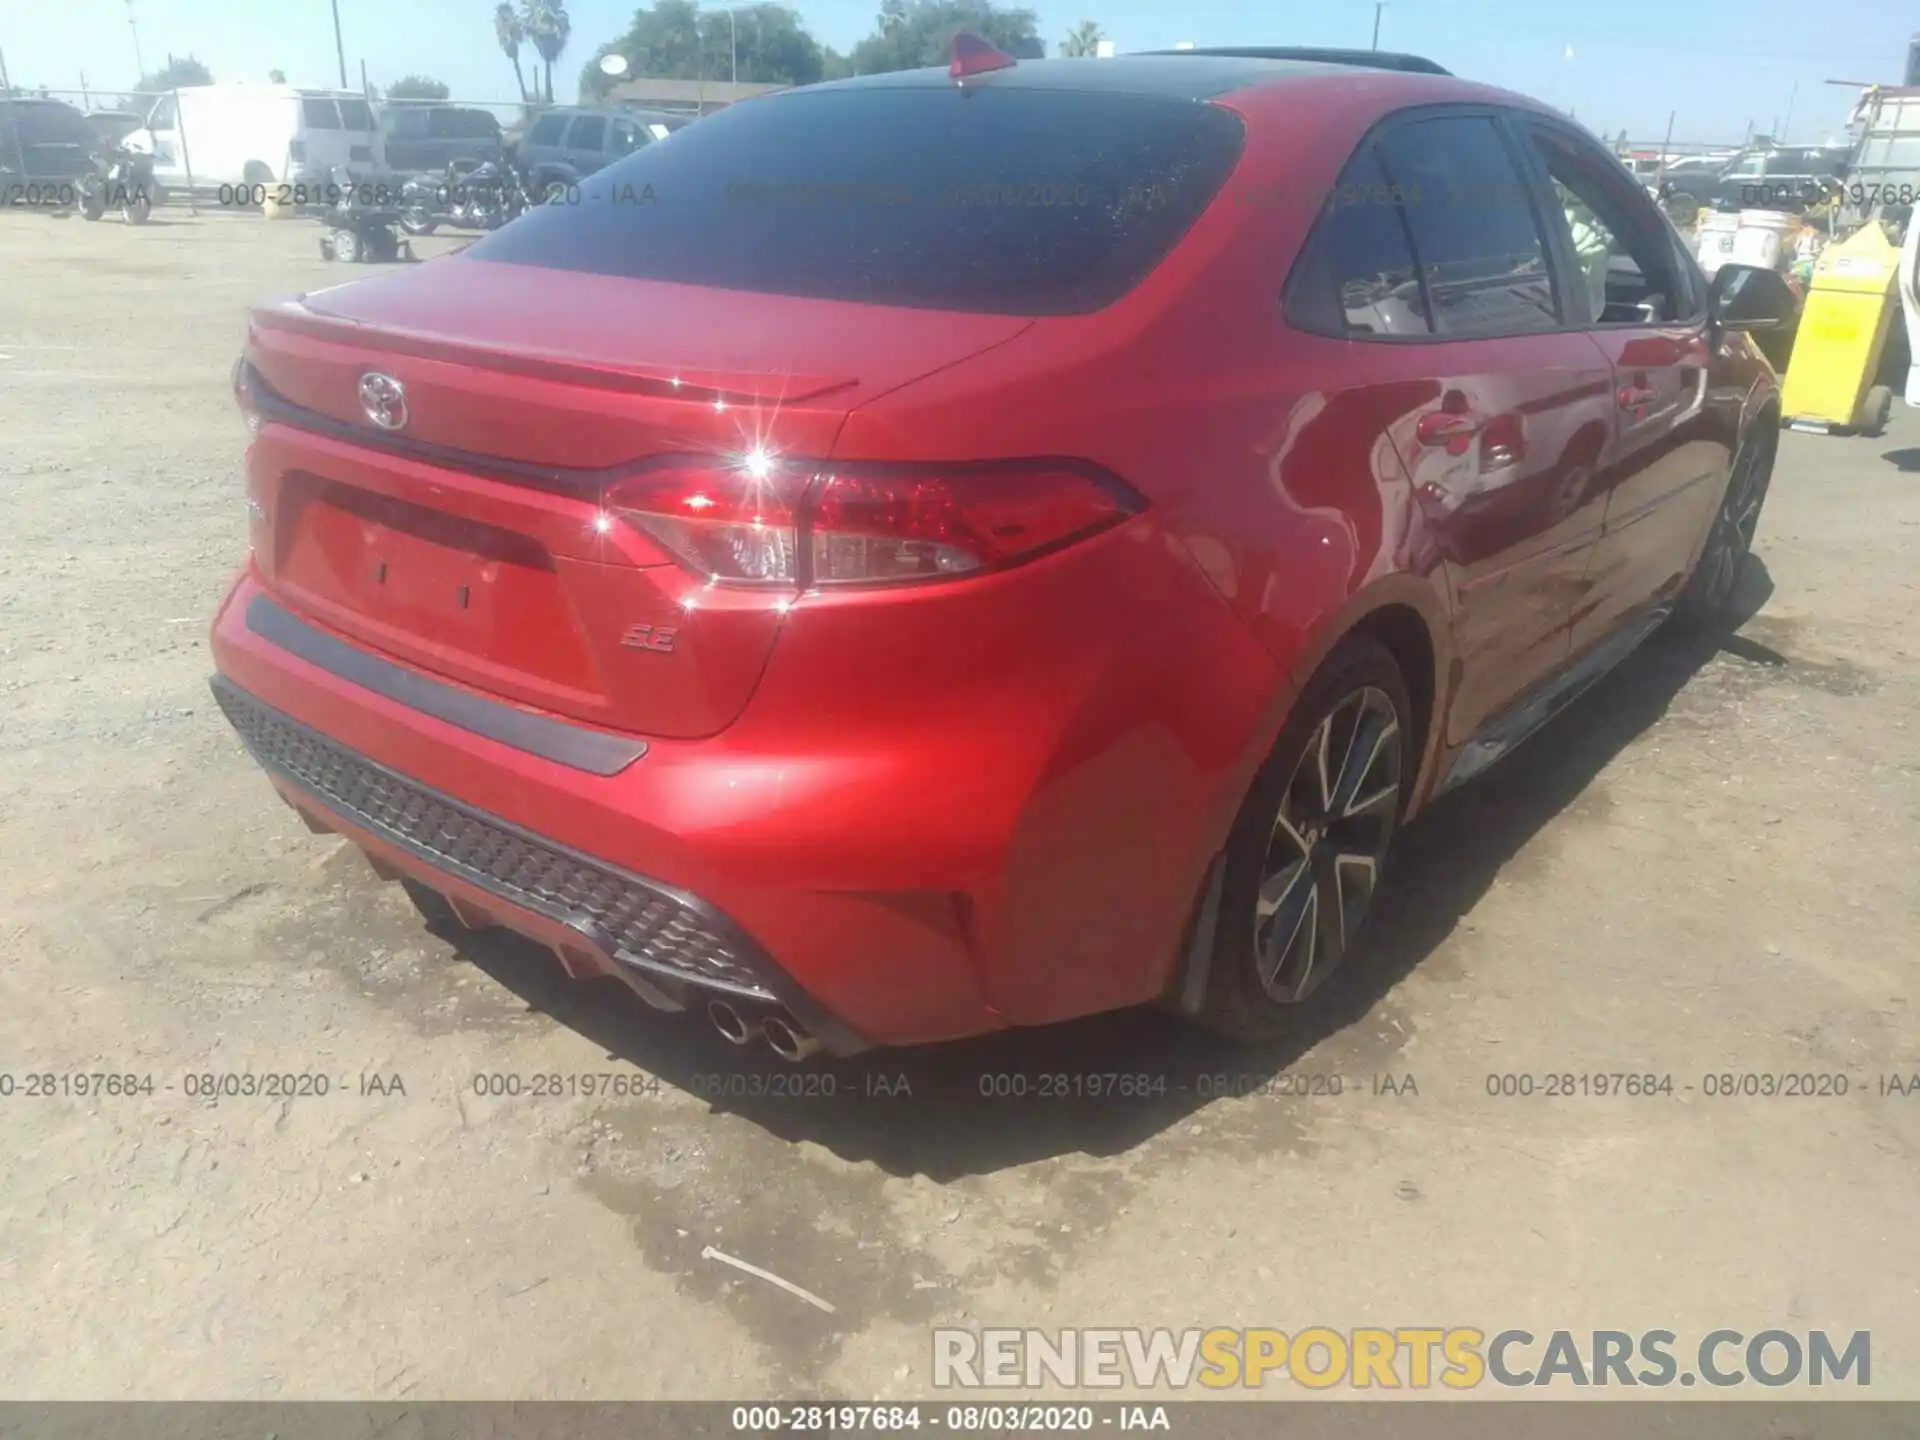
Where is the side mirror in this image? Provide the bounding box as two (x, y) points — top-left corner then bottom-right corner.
(1710, 263), (1798, 331)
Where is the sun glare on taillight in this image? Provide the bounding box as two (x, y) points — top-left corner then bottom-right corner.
(606, 458), (1141, 591)
(233, 357), (262, 435)
(609, 459), (805, 585)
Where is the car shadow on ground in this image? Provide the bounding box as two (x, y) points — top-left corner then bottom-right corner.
(1880, 446), (1920, 471)
(447, 563), (1780, 1181)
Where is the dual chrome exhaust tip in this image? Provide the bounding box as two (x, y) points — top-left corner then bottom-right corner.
(706, 998), (823, 1063)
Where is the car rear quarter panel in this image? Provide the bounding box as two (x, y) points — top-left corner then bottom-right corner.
(816, 77), (1524, 1014)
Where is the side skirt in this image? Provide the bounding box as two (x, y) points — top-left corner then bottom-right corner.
(1435, 604), (1672, 798)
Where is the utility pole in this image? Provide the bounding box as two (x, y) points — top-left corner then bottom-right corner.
(125, 0), (147, 78)
(727, 8), (738, 86)
(1371, 2), (1385, 49)
(330, 0), (348, 88)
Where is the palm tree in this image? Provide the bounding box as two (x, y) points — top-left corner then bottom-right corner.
(1058, 20), (1105, 57)
(520, 0), (573, 105)
(494, 2), (530, 102)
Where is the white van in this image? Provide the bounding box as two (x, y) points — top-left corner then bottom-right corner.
(126, 85), (385, 194)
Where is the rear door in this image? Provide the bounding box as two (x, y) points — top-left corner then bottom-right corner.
(1513, 115), (1728, 657)
(383, 106), (430, 171)
(563, 113), (608, 173)
(296, 96), (351, 175)
(1363, 111), (1617, 744)
(517, 111), (567, 172)
(337, 97), (381, 167)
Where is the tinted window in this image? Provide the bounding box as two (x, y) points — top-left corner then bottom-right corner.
(337, 99), (375, 132)
(6, 101), (95, 146)
(1378, 115), (1558, 338)
(301, 99), (342, 129)
(1284, 145), (1431, 337)
(525, 114), (567, 145)
(469, 87), (1245, 316)
(385, 107), (430, 138)
(567, 115), (608, 150)
(609, 120), (644, 156)
(1522, 120), (1695, 324)
(434, 108), (499, 139)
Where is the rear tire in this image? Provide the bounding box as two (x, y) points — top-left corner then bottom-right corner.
(401, 207), (437, 235)
(1673, 423), (1776, 632)
(124, 191), (152, 224)
(330, 226), (361, 263)
(1195, 637), (1411, 1042)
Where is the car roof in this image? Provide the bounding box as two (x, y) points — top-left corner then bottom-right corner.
(803, 51), (1462, 103)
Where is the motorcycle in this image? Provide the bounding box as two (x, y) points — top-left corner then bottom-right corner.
(399, 157), (530, 236)
(78, 145), (156, 224)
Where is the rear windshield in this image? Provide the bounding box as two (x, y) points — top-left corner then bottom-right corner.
(3, 101), (95, 146)
(337, 99), (375, 131)
(467, 86), (1245, 315)
(301, 98), (342, 129)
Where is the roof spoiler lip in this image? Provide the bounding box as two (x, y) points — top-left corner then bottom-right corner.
(1137, 46), (1451, 76)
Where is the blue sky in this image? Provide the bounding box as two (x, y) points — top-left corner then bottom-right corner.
(2, 0), (1909, 143)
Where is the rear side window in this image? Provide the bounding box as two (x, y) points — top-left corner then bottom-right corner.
(337, 99), (375, 131)
(1378, 115), (1559, 338)
(467, 87), (1245, 315)
(1284, 146), (1431, 337)
(434, 108), (499, 139)
(386, 107), (429, 138)
(609, 119), (644, 156)
(7, 102), (95, 146)
(567, 115), (608, 150)
(301, 99), (341, 129)
(525, 114), (566, 145)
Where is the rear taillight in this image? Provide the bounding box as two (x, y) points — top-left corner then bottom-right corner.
(609, 460), (805, 585)
(605, 457), (1140, 590)
(233, 357), (261, 434)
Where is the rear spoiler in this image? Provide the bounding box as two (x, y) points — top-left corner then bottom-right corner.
(1141, 46), (1451, 75)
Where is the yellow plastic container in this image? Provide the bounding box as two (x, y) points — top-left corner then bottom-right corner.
(1780, 221), (1902, 434)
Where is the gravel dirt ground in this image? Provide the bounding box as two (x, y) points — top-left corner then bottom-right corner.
(1, 208), (1917, 1403)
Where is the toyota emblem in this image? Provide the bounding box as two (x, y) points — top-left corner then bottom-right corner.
(358, 372), (409, 431)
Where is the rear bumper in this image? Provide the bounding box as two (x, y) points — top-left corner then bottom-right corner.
(209, 570), (1006, 1049)
(211, 674), (871, 1055)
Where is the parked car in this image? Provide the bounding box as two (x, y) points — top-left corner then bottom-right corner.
(380, 103), (503, 175)
(1662, 144), (1850, 225)
(509, 105), (682, 198)
(0, 96), (97, 204)
(124, 85), (384, 196)
(212, 44), (1793, 1058)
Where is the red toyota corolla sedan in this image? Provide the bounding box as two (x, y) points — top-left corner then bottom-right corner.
(210, 46), (1795, 1059)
